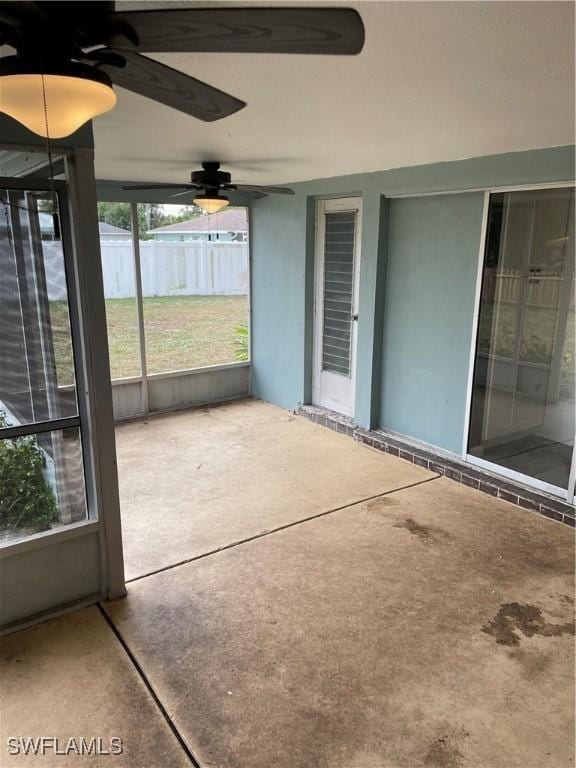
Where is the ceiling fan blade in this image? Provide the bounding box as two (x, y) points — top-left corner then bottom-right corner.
(0, 1), (48, 27)
(170, 189), (199, 199)
(106, 8), (364, 55)
(122, 183), (194, 191)
(104, 50), (246, 122)
(230, 184), (295, 196)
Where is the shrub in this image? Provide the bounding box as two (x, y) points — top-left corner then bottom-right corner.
(0, 411), (58, 533)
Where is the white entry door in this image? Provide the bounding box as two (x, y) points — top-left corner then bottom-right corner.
(313, 197), (362, 416)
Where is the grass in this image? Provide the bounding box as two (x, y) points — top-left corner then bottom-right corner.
(113, 296), (248, 378)
(50, 295), (248, 382)
(108, 295), (248, 379)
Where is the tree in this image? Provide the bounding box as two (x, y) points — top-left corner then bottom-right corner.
(97, 201), (151, 235)
(160, 205), (201, 226)
(97, 202), (201, 239)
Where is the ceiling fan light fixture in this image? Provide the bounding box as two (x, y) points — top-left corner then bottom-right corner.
(0, 57), (116, 139)
(193, 194), (230, 214)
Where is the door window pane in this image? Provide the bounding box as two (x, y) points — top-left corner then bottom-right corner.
(0, 425), (86, 544)
(1, 184), (88, 545)
(322, 212), (355, 376)
(98, 203), (141, 380)
(0, 190), (78, 426)
(139, 204), (249, 374)
(469, 188), (575, 491)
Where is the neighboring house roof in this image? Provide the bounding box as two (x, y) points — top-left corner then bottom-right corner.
(98, 222), (131, 235)
(38, 212), (131, 237)
(147, 208), (247, 235)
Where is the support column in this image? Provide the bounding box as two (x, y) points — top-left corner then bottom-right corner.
(65, 148), (126, 600)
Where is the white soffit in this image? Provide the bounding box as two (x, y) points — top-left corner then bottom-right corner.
(92, 0), (576, 185)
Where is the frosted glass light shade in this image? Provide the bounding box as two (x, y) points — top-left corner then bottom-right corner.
(0, 72), (116, 138)
(193, 196), (230, 214)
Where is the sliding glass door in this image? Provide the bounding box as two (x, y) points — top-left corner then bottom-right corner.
(468, 187), (575, 500)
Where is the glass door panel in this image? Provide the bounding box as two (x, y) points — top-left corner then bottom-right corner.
(0, 185), (88, 544)
(469, 187), (575, 494)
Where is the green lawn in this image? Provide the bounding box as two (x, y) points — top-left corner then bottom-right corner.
(50, 295), (248, 382)
(107, 295), (248, 379)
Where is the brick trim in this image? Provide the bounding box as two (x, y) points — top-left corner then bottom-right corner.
(296, 404), (575, 528)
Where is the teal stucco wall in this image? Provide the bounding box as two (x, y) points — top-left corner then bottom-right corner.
(381, 193), (484, 453)
(250, 145), (575, 453)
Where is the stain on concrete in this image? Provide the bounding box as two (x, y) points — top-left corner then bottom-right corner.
(482, 602), (575, 646)
(394, 517), (431, 541)
(389, 516), (453, 545)
(424, 735), (464, 767)
(508, 647), (551, 679)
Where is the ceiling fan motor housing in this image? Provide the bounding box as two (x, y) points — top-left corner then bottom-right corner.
(191, 163), (232, 192)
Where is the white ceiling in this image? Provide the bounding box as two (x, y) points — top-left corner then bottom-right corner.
(93, 1), (575, 185)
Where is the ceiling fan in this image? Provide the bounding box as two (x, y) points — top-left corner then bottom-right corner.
(0, 2), (365, 139)
(123, 161), (295, 213)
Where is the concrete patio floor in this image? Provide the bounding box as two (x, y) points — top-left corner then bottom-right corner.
(114, 399), (436, 580)
(1, 400), (574, 768)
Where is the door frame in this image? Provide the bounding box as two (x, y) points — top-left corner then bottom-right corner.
(312, 196), (362, 417)
(0, 152), (125, 631)
(463, 183), (576, 503)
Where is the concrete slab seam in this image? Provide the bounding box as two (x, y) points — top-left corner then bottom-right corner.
(97, 604), (202, 768)
(125, 475), (442, 585)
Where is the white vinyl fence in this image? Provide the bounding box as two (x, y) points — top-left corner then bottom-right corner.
(482, 268), (566, 309)
(45, 240), (249, 300)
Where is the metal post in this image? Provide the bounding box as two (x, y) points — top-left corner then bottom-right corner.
(130, 201), (149, 416)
